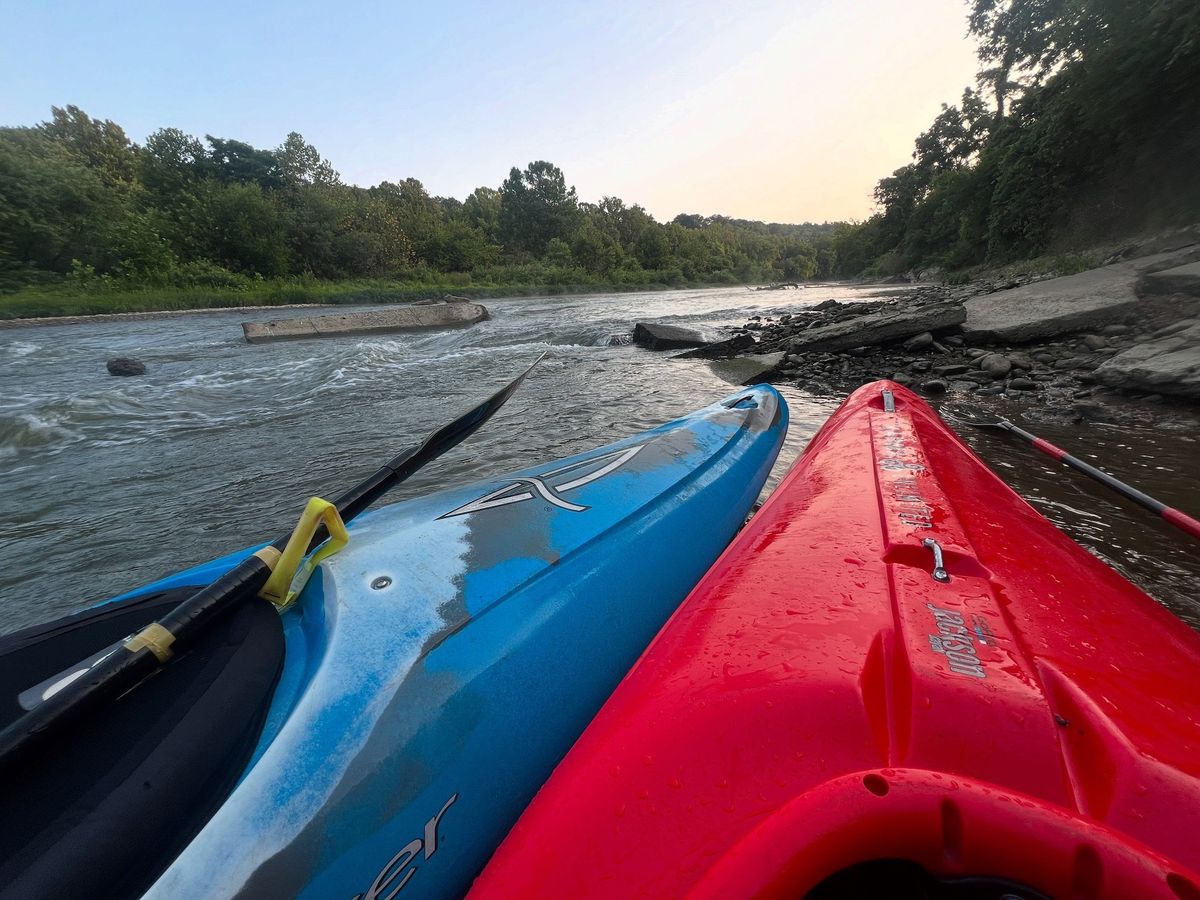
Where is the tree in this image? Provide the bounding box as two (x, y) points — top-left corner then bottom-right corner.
(275, 132), (338, 187)
(498, 161), (579, 256)
(140, 128), (206, 199)
(198, 182), (289, 275)
(0, 128), (125, 273)
(39, 105), (137, 186)
(571, 218), (622, 274)
(464, 187), (502, 241)
(205, 136), (283, 190)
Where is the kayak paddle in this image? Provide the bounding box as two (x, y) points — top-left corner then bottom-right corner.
(944, 408), (1200, 542)
(0, 353), (544, 772)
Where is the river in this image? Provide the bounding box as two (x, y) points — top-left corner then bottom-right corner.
(1, 284), (1197, 634)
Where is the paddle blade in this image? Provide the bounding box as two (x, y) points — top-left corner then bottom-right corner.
(331, 353), (545, 524)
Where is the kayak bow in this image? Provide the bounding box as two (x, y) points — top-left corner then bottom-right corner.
(470, 380), (1200, 900)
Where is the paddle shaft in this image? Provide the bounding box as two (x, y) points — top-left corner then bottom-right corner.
(0, 356), (542, 772)
(997, 419), (1200, 541)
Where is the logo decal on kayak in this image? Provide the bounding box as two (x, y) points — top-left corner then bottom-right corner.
(926, 603), (987, 679)
(354, 793), (458, 899)
(438, 445), (644, 518)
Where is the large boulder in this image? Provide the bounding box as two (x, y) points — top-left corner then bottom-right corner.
(106, 357), (146, 376)
(786, 304), (965, 354)
(1138, 261), (1200, 297)
(242, 302), (488, 344)
(1094, 321), (1200, 400)
(633, 322), (708, 351)
(962, 246), (1200, 343)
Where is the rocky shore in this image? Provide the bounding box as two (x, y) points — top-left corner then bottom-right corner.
(653, 242), (1200, 410)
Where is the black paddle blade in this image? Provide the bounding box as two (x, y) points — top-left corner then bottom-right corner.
(327, 352), (546, 526)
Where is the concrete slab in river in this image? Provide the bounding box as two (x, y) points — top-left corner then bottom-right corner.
(242, 302), (489, 344)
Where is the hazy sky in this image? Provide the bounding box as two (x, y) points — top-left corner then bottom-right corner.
(1, 0), (980, 223)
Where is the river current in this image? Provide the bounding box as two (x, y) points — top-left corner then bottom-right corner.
(1, 285), (1197, 634)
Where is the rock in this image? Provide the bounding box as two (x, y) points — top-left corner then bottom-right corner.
(106, 356), (146, 376)
(1032, 351), (1057, 364)
(950, 380), (979, 392)
(961, 246), (1200, 342)
(908, 360), (932, 373)
(965, 349), (987, 358)
(1008, 353), (1035, 371)
(1152, 320), (1195, 338)
(1054, 357), (1084, 370)
(673, 333), (755, 359)
(632, 322), (708, 351)
(1094, 322), (1200, 400)
(1137, 261), (1200, 297)
(933, 364), (970, 377)
(978, 353), (1013, 379)
(1102, 324), (1131, 336)
(1008, 377), (1038, 391)
(891, 372), (915, 387)
(902, 331), (934, 351)
(930, 340), (952, 354)
(812, 299), (841, 312)
(443, 294), (471, 302)
(1081, 334), (1108, 350)
(242, 303), (489, 344)
(962, 372), (998, 385)
(709, 352), (788, 386)
(921, 379), (949, 394)
(787, 304), (966, 354)
(942, 335), (965, 347)
(605, 333), (634, 346)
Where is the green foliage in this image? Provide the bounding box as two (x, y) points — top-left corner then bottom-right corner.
(499, 161), (580, 257)
(836, 0), (1200, 277)
(1, 108), (846, 311)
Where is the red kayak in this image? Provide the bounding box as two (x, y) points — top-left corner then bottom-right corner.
(470, 381), (1200, 900)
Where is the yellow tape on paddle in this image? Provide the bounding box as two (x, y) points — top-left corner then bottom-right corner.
(258, 497), (349, 611)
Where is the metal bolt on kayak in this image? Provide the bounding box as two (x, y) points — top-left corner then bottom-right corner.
(921, 538), (951, 583)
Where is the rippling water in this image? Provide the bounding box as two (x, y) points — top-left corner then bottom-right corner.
(2, 285), (1197, 633)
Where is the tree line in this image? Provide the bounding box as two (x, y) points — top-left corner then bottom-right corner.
(834, 0), (1200, 276)
(0, 110), (839, 294)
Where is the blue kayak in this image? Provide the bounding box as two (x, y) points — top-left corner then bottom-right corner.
(0, 384), (785, 899)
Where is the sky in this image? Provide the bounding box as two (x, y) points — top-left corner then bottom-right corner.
(0, 0), (980, 224)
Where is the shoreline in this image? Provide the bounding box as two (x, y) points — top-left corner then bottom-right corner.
(688, 246), (1200, 413)
(0, 279), (745, 327)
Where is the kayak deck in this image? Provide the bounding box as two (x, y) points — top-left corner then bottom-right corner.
(470, 381), (1200, 899)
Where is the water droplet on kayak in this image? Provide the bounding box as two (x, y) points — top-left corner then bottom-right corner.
(667, 776), (681, 789)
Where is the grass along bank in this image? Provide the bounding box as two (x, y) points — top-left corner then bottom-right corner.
(0, 268), (741, 320)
